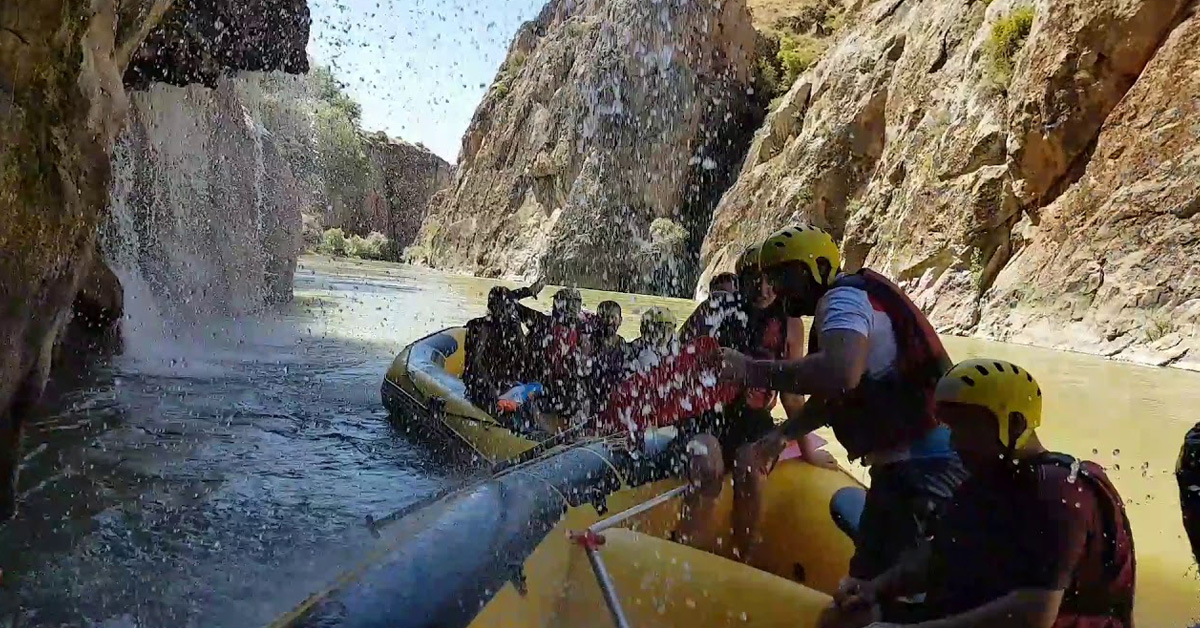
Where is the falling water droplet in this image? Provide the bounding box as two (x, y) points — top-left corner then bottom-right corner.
(1066, 459), (1081, 483)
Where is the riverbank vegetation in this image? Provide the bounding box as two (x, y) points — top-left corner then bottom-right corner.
(315, 228), (391, 260)
(748, 0), (853, 109)
(256, 63), (450, 262)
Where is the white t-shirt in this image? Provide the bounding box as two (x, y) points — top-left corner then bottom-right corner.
(817, 285), (898, 378)
(815, 280), (956, 464)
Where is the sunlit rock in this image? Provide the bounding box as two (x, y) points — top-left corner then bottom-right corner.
(411, 0), (761, 296)
(698, 0), (1197, 365)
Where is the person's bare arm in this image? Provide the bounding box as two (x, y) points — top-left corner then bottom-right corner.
(745, 329), (869, 397)
(778, 317), (807, 421)
(516, 303), (548, 330)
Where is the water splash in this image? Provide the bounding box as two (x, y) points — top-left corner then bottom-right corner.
(100, 77), (301, 370)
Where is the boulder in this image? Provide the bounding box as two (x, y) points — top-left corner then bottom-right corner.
(411, 0), (759, 295)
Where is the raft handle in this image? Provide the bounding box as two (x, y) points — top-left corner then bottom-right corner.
(568, 484), (693, 628)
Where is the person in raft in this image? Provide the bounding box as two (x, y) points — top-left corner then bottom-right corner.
(677, 242), (836, 556)
(825, 359), (1136, 628)
(587, 300), (631, 414)
(526, 287), (595, 420)
(462, 279), (544, 414)
(717, 224), (967, 581)
(1177, 422), (1200, 569)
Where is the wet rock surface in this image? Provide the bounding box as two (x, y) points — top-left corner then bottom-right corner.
(359, 134), (453, 254)
(410, 0), (760, 295)
(109, 78), (304, 317)
(124, 0), (311, 89)
(0, 0), (308, 519)
(699, 0), (1200, 366)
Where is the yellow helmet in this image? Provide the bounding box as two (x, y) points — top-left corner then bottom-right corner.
(759, 225), (841, 287)
(734, 243), (761, 276)
(935, 358), (1042, 449)
(640, 306), (677, 328)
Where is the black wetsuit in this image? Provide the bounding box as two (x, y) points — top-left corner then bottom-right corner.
(1179, 422), (1200, 567)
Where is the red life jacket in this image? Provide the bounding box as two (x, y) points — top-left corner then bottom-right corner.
(1034, 454), (1136, 626)
(807, 269), (951, 460)
(746, 304), (788, 410)
(544, 324), (580, 377)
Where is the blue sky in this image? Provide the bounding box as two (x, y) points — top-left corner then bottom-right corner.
(307, 0), (545, 163)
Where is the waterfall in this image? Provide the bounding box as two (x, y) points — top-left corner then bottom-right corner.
(101, 76), (303, 358)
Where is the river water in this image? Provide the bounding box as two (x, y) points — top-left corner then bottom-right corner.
(1, 256), (1198, 627)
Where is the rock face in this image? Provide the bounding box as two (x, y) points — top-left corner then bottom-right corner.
(124, 0), (310, 89)
(0, 0), (308, 520)
(699, 0), (1199, 366)
(979, 4), (1200, 367)
(105, 77), (304, 324)
(60, 253), (125, 358)
(358, 134), (453, 255)
(410, 0), (760, 295)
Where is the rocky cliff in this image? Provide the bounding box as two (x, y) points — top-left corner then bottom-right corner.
(104, 76), (304, 327)
(0, 0), (308, 520)
(410, 0), (761, 295)
(357, 134), (453, 256)
(700, 0), (1200, 367)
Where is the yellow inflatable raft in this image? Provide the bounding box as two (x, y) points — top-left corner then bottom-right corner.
(382, 327), (548, 463)
(271, 437), (867, 628)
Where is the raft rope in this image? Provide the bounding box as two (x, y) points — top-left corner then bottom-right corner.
(576, 437), (628, 487)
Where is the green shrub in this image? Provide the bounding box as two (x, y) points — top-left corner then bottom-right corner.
(508, 50), (528, 71)
(777, 34), (824, 86)
(755, 56), (782, 99)
(650, 218), (689, 246)
(985, 6), (1035, 87)
(317, 228), (347, 256)
(344, 231), (390, 260)
(493, 80), (511, 99)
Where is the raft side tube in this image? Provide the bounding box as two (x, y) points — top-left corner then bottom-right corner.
(557, 528), (834, 628)
(273, 442), (625, 628)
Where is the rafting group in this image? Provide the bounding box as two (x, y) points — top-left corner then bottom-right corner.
(378, 224), (1200, 628)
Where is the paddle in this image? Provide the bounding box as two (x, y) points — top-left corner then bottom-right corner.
(597, 336), (741, 439)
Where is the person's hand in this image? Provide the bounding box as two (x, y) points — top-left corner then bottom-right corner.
(529, 276), (547, 297)
(719, 348), (749, 384)
(800, 436), (839, 470)
(757, 429), (788, 461)
(834, 577), (879, 611)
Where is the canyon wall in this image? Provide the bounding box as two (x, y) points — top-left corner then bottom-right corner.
(410, 0), (761, 295)
(103, 76), (304, 336)
(700, 0), (1200, 367)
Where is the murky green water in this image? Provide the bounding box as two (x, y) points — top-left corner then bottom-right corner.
(2, 256), (1197, 626)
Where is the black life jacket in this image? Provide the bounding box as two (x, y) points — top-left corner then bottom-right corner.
(807, 269), (951, 460)
(1177, 422), (1200, 566)
(1029, 453), (1136, 625)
